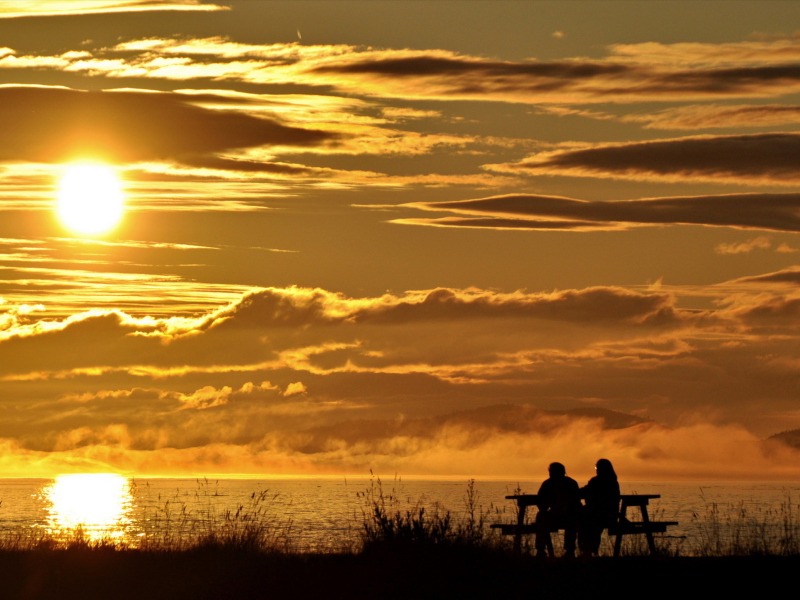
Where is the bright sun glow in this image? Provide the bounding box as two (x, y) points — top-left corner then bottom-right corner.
(56, 163), (125, 235)
(44, 473), (133, 541)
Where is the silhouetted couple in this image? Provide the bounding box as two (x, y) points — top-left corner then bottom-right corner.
(535, 459), (620, 557)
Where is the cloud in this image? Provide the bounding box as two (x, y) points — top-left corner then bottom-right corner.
(1, 280), (800, 458)
(255, 405), (800, 480)
(380, 107), (442, 120)
(172, 155), (351, 176)
(0, 1), (227, 19)
(392, 216), (614, 231)
(607, 38), (800, 67)
(179, 385), (233, 410)
(10, 37), (800, 104)
(167, 90), (474, 158)
(729, 266), (800, 286)
(0, 283), (687, 393)
(0, 402), (798, 479)
(0, 261), (252, 317)
(624, 103), (800, 130)
(0, 86), (506, 191)
(540, 103), (800, 130)
(283, 382), (307, 397)
(197, 285), (678, 330)
(487, 133), (800, 185)
(729, 295), (800, 326)
(715, 236), (772, 254)
(0, 86), (339, 167)
(298, 53), (800, 104)
(398, 192), (800, 232)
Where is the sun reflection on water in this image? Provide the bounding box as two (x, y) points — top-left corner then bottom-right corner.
(43, 473), (134, 542)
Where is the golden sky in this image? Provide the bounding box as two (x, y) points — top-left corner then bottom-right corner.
(1, 0), (800, 480)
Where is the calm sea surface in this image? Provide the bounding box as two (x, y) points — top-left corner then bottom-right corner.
(0, 477), (798, 552)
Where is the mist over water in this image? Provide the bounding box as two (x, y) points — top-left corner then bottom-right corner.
(0, 478), (798, 553)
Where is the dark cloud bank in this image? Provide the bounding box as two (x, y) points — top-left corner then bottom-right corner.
(0, 86), (339, 167)
(308, 54), (800, 102)
(494, 133), (800, 185)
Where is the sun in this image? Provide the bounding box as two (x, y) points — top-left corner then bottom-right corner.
(56, 163), (125, 235)
(45, 473), (133, 542)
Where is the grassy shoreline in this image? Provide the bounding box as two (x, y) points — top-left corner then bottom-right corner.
(1, 478), (799, 598)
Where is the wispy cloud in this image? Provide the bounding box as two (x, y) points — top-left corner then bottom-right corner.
(625, 103), (800, 130)
(0, 265), (250, 317)
(728, 266), (800, 287)
(380, 107), (442, 120)
(0, 236), (251, 316)
(0, 1), (227, 19)
(715, 236), (772, 254)
(607, 38), (800, 67)
(539, 103), (800, 130)
(398, 192), (800, 232)
(8, 37), (800, 104)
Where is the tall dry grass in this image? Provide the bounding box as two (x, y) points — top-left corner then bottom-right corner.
(690, 493), (800, 556)
(357, 475), (508, 553)
(0, 478), (294, 553)
(135, 479), (294, 552)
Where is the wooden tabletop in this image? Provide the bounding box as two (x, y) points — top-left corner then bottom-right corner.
(505, 494), (660, 506)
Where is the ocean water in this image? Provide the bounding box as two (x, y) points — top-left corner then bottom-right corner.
(0, 476), (798, 553)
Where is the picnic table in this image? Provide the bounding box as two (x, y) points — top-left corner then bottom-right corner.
(491, 494), (678, 556)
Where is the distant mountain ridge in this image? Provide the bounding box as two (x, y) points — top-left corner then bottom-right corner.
(768, 429), (800, 450)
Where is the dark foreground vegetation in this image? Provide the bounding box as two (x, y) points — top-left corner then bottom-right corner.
(0, 547), (796, 600)
(1, 478), (798, 599)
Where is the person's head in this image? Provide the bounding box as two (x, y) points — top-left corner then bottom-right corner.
(595, 458), (617, 480)
(548, 462), (566, 477)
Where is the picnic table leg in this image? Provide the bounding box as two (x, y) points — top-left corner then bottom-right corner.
(641, 504), (657, 555)
(613, 502), (627, 557)
(513, 504), (526, 554)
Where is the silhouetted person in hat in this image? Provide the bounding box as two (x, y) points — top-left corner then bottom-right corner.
(535, 462), (581, 557)
(579, 458), (621, 555)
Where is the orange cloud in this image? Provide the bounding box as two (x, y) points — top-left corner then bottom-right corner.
(607, 38), (800, 67)
(0, 86), (339, 166)
(0, 279), (798, 461)
(400, 192), (800, 232)
(487, 134), (800, 186)
(715, 236), (772, 254)
(9, 37), (800, 104)
(625, 103), (800, 130)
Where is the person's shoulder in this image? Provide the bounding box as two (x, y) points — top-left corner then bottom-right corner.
(566, 476), (579, 487)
